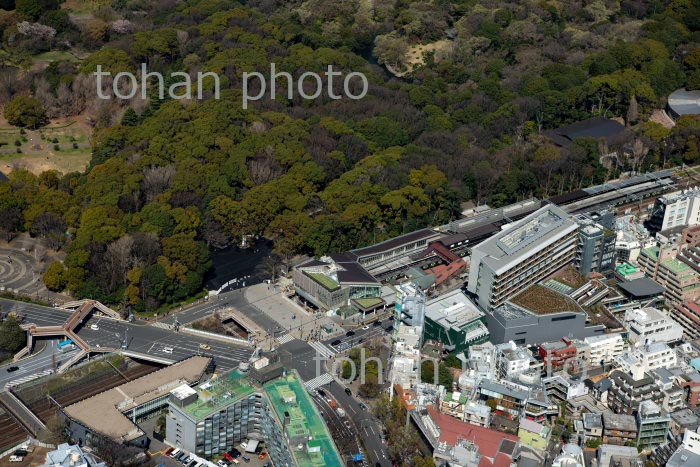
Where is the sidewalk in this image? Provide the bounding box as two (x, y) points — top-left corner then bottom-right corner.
(244, 284), (344, 340)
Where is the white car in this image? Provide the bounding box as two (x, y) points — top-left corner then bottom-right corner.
(90, 324), (99, 330)
(162, 347), (174, 354)
(240, 441), (248, 450)
(362, 325), (370, 330)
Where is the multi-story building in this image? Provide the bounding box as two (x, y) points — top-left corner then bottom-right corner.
(543, 374), (588, 404)
(608, 368), (664, 415)
(166, 370), (343, 466)
(411, 407), (521, 467)
(423, 289), (490, 354)
(495, 341), (532, 380)
(602, 412), (639, 446)
(584, 333), (625, 366)
(476, 379), (530, 419)
(672, 301), (700, 339)
(670, 408), (700, 438)
(486, 284), (606, 345)
(667, 428), (700, 467)
(583, 413), (603, 441)
(467, 204), (579, 311)
(539, 339), (577, 369)
(575, 216), (616, 276)
(645, 189), (700, 234)
(636, 400), (671, 449)
(622, 307), (684, 344)
(292, 254), (380, 312)
(394, 282), (426, 333)
(518, 417), (551, 452)
(615, 342), (678, 374)
(439, 392), (491, 427)
(681, 225), (700, 248)
(638, 245), (700, 304)
(597, 444), (643, 467)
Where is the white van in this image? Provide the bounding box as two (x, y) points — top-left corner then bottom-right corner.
(9, 456), (23, 462)
(170, 448), (181, 458)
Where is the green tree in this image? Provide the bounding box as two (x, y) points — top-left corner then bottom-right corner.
(41, 415), (69, 445)
(16, 0), (59, 20)
(43, 261), (67, 291)
(4, 96), (47, 129)
(121, 108), (139, 126)
(0, 317), (26, 352)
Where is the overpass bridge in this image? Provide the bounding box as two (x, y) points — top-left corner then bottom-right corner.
(13, 300), (122, 372)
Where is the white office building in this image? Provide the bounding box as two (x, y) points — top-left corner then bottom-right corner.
(623, 307), (684, 344)
(495, 341), (532, 380)
(584, 333), (626, 366)
(647, 188), (700, 233)
(467, 205), (579, 310)
(615, 342), (678, 373)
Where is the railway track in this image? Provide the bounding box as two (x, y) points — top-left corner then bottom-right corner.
(17, 362), (160, 424)
(0, 408), (29, 453)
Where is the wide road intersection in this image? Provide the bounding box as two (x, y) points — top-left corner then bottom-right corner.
(0, 298), (254, 374)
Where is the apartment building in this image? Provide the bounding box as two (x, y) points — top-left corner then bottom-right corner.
(575, 216), (617, 276)
(646, 189), (700, 234)
(583, 413), (603, 441)
(638, 245), (700, 304)
(615, 342), (678, 373)
(439, 392), (491, 427)
(608, 368), (664, 415)
(467, 204), (579, 310)
(602, 412), (639, 446)
(166, 370), (343, 466)
(539, 340), (577, 369)
(476, 379), (530, 419)
(495, 341), (531, 380)
(623, 307), (684, 344)
(584, 333), (625, 366)
(672, 301), (700, 339)
(636, 400), (671, 449)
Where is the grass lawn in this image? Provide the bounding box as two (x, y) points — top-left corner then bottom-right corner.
(0, 124), (92, 175)
(32, 51), (83, 63)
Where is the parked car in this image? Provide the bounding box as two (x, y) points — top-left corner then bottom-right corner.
(216, 460), (228, 467)
(169, 448), (181, 458)
(242, 455), (251, 462)
(162, 347), (174, 354)
(258, 452), (267, 460)
(359, 402), (367, 410)
(199, 343), (211, 350)
(223, 453), (233, 462)
(317, 389), (326, 397)
(6, 366), (19, 372)
(362, 325), (370, 330)
(373, 320), (382, 326)
(89, 324), (99, 330)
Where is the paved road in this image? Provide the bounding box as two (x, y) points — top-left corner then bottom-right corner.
(0, 298), (254, 374)
(0, 340), (78, 388)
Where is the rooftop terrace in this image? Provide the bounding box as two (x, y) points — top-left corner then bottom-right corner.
(180, 370), (256, 421)
(510, 284), (582, 315)
(264, 372), (344, 467)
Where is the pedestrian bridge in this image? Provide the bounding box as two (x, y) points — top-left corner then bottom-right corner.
(13, 300), (119, 371)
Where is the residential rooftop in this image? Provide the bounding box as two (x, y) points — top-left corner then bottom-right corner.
(602, 412), (637, 432)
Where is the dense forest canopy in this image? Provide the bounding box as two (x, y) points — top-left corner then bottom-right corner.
(0, 0), (699, 312)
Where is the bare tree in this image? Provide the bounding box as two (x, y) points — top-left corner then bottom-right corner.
(141, 165), (176, 203)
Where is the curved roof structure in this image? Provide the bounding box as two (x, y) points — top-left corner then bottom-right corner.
(668, 89), (700, 118)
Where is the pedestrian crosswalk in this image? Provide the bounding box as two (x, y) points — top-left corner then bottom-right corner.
(151, 321), (172, 330)
(6, 369), (53, 389)
(277, 333), (295, 345)
(309, 341), (336, 358)
(304, 372), (333, 391)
